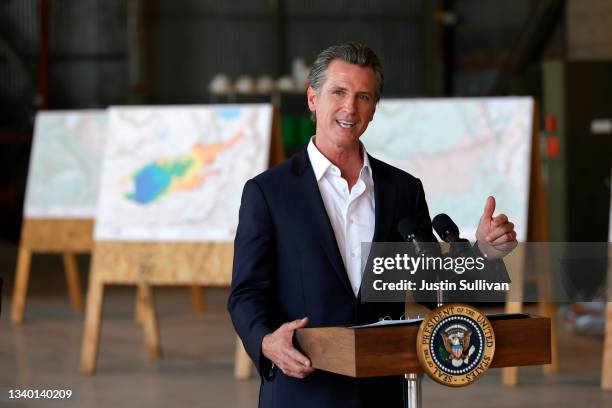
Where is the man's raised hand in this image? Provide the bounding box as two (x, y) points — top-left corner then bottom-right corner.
(475, 196), (518, 260)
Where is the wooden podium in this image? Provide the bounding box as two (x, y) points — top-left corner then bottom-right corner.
(296, 315), (551, 407)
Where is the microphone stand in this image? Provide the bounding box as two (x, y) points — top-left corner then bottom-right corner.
(397, 220), (445, 408)
(406, 243), (442, 408)
(408, 242), (448, 408)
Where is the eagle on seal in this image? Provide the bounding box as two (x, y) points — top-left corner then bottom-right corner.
(441, 324), (475, 367)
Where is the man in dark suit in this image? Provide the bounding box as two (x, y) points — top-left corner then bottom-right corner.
(228, 42), (517, 407)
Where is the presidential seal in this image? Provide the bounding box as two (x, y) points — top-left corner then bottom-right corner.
(416, 303), (495, 387)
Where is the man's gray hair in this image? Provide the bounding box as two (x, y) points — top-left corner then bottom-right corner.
(308, 42), (384, 102)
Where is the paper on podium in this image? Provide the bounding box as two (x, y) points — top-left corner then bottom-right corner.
(349, 312), (530, 329)
(350, 318), (423, 329)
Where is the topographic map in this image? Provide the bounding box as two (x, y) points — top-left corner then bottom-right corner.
(94, 104), (273, 242)
(362, 98), (533, 241)
(24, 110), (107, 218)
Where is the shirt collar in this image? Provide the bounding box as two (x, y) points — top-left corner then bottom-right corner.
(307, 136), (372, 183)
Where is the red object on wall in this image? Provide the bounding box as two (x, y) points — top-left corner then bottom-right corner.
(545, 113), (557, 133)
(544, 113), (559, 158)
(547, 137), (560, 158)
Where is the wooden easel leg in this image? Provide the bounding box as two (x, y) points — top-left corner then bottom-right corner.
(501, 367), (520, 386)
(133, 285), (144, 325)
(538, 301), (558, 374)
(11, 247), (32, 324)
(501, 366), (519, 386)
(501, 301), (523, 386)
(234, 336), (252, 379)
(80, 277), (105, 374)
(501, 243), (526, 387)
(190, 286), (205, 313)
(137, 282), (161, 358)
(602, 302), (612, 390)
(62, 252), (83, 312)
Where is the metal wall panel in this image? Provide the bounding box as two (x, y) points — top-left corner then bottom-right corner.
(0, 0), (127, 108)
(2, 0), (433, 106)
(152, 17), (276, 103)
(454, 0), (533, 55)
(453, 0), (535, 95)
(0, 0), (39, 55)
(286, 20), (427, 96)
(286, 0), (424, 16)
(156, 0), (271, 15)
(48, 61), (127, 108)
(150, 0), (432, 102)
(49, 0), (126, 54)
(286, 0), (431, 96)
(0, 0), (38, 108)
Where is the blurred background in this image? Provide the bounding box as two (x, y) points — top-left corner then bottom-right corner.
(0, 1), (611, 407)
(1, 0), (611, 242)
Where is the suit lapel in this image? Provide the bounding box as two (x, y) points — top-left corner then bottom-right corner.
(370, 155), (398, 243)
(357, 155), (398, 302)
(292, 150), (355, 299)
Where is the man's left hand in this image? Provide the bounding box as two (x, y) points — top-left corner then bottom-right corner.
(475, 196), (518, 260)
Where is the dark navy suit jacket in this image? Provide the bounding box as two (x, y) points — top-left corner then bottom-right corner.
(228, 148), (438, 408)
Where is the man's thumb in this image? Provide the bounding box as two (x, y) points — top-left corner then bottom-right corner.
(483, 196), (495, 220)
(293, 317), (309, 329)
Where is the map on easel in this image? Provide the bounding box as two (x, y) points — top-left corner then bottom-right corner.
(14, 110), (107, 322)
(94, 104), (273, 242)
(81, 104), (276, 374)
(362, 97), (533, 241)
(24, 110), (107, 218)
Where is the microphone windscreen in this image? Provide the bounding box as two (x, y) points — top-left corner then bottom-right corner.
(432, 213), (459, 241)
(398, 217), (420, 240)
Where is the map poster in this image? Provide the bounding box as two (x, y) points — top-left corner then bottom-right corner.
(362, 97), (533, 241)
(94, 104), (273, 242)
(24, 110), (107, 218)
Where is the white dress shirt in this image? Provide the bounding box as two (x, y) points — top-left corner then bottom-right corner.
(307, 137), (375, 296)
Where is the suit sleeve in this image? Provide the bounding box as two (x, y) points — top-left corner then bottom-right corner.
(227, 179), (275, 378)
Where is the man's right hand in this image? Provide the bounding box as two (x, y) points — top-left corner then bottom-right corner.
(262, 317), (315, 379)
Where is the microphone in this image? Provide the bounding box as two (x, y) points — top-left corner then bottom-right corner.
(432, 213), (474, 260)
(398, 217), (443, 307)
(398, 217), (441, 257)
(432, 213), (463, 242)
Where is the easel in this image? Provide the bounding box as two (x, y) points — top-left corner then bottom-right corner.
(12, 217), (208, 324)
(11, 218), (91, 323)
(603, 300), (612, 389)
(501, 103), (559, 386)
(12, 110), (107, 323)
(80, 108), (283, 375)
(601, 179), (612, 390)
(12, 111), (207, 324)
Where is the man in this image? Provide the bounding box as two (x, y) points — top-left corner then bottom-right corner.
(228, 42), (517, 407)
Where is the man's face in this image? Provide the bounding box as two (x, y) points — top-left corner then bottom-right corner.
(307, 59), (377, 149)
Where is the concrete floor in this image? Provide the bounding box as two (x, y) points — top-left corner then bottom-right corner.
(0, 244), (611, 407)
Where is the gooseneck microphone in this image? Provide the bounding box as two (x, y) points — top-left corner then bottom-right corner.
(398, 217), (443, 307)
(432, 213), (474, 260)
(432, 213), (463, 242)
(398, 217), (441, 257)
